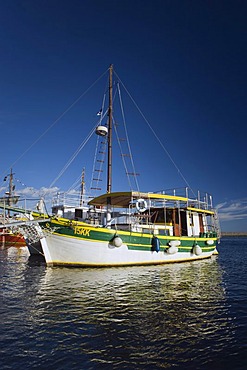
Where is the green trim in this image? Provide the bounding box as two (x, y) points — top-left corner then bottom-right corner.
(43, 220), (216, 253)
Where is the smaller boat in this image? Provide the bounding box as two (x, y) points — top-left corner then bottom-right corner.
(0, 169), (26, 247)
(0, 229), (26, 247)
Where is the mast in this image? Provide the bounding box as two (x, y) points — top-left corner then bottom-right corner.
(79, 168), (85, 207)
(4, 168), (14, 216)
(8, 168), (14, 205)
(4, 168), (14, 206)
(107, 64), (113, 193)
(105, 65), (113, 227)
(95, 65), (113, 226)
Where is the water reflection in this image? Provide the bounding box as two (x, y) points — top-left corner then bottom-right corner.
(1, 247), (237, 369)
(32, 258), (230, 366)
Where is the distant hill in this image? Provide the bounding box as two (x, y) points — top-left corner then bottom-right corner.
(221, 232), (247, 236)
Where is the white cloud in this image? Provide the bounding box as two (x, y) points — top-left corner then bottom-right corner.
(12, 186), (84, 213)
(17, 186), (60, 198)
(0, 186), (61, 212)
(216, 198), (247, 221)
(0, 186), (6, 193)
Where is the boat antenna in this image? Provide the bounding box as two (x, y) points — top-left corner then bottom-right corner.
(107, 64), (113, 193)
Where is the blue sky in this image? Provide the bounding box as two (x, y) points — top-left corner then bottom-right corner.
(0, 0), (246, 232)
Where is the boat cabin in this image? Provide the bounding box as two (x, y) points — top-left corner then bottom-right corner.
(88, 190), (219, 238)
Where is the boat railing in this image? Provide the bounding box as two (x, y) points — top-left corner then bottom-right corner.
(52, 192), (90, 208)
(154, 187), (214, 211)
(0, 197), (49, 226)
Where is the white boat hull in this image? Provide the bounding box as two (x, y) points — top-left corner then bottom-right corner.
(40, 233), (216, 267)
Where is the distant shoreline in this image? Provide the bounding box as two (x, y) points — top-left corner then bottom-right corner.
(221, 232), (247, 237)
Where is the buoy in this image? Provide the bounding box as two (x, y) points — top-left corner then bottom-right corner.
(206, 239), (214, 245)
(136, 198), (147, 213)
(95, 125), (108, 136)
(193, 244), (202, 256)
(166, 246), (178, 254)
(168, 240), (181, 248)
(112, 236), (123, 247)
(152, 236), (160, 252)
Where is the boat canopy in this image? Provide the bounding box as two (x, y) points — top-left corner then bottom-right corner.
(88, 191), (188, 208)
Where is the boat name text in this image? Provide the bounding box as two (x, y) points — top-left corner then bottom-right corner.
(74, 226), (90, 236)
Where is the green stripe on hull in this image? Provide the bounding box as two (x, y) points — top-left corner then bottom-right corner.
(127, 244), (215, 252)
(43, 221), (216, 253)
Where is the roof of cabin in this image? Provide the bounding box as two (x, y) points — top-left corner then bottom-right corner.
(88, 191), (188, 207)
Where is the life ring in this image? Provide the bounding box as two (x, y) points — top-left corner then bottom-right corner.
(136, 198), (147, 213)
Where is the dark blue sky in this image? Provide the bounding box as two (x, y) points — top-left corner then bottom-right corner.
(0, 0), (246, 231)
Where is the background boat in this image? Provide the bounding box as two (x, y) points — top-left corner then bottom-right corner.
(0, 169), (26, 247)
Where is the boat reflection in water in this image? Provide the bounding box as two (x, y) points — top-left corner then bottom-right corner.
(19, 255), (234, 369)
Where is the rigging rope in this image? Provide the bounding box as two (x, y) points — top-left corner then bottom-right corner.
(114, 70), (194, 194)
(1, 68), (109, 180)
(48, 126), (96, 189)
(3, 65), (195, 201)
(89, 92), (108, 197)
(49, 88), (109, 197)
(117, 83), (140, 191)
(67, 174), (82, 193)
(90, 134), (101, 194)
(113, 116), (132, 191)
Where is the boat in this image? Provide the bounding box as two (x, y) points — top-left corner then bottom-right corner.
(0, 229), (26, 247)
(35, 65), (221, 266)
(0, 169), (26, 247)
(3, 65), (221, 266)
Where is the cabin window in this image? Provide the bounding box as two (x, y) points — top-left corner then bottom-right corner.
(158, 229), (170, 236)
(180, 210), (187, 236)
(198, 214), (204, 233)
(75, 209), (83, 219)
(142, 228), (153, 234)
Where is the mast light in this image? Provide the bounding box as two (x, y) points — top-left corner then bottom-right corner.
(95, 125), (108, 137)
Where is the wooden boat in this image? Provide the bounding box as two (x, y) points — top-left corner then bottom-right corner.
(31, 65), (220, 267)
(2, 66), (221, 265)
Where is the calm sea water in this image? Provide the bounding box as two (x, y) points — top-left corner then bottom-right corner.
(1, 238), (247, 369)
